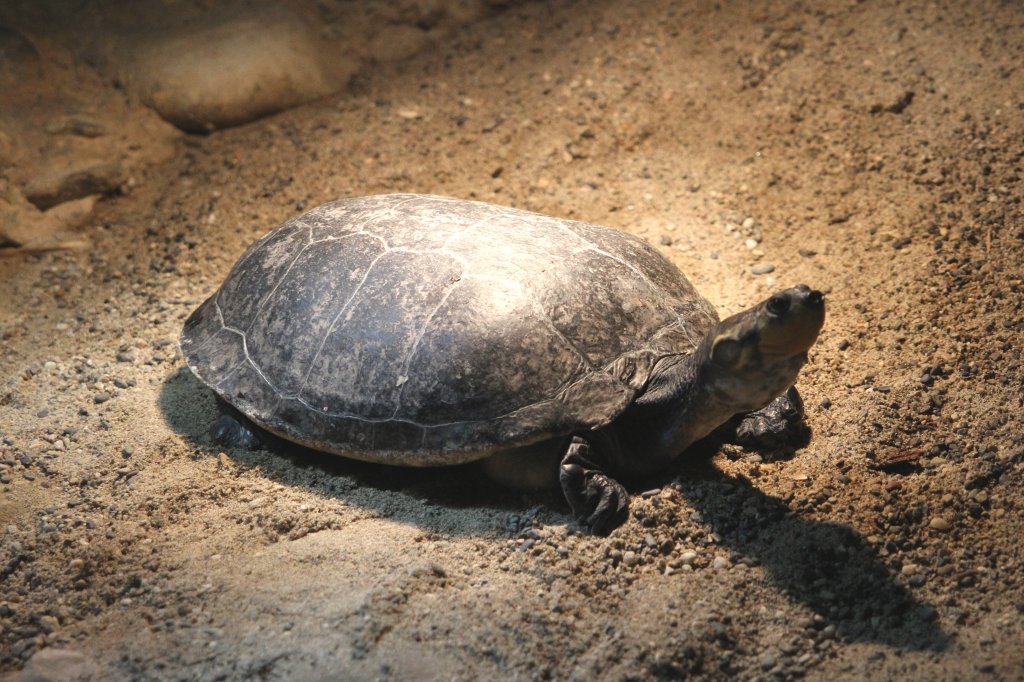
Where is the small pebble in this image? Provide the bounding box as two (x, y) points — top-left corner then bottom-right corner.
(622, 551), (639, 567)
(929, 516), (952, 531)
(819, 397), (832, 409)
(93, 392), (110, 404)
(37, 615), (59, 634)
(712, 555), (731, 570)
(751, 262), (775, 275)
(659, 235), (673, 246)
(838, 339), (850, 350)
(679, 551), (698, 565)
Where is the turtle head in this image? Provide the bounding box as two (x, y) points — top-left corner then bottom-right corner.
(703, 285), (825, 412)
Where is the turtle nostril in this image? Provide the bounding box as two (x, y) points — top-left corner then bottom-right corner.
(806, 290), (823, 307)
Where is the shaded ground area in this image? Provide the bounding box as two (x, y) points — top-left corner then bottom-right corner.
(2, 0), (1023, 679)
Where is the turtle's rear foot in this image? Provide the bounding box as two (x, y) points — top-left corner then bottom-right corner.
(210, 412), (263, 450)
(726, 385), (808, 450)
(559, 436), (629, 536)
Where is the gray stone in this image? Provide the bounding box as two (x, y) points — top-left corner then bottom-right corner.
(21, 648), (99, 682)
(115, 7), (355, 132)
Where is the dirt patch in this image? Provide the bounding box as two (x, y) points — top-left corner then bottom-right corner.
(2, 0), (1023, 680)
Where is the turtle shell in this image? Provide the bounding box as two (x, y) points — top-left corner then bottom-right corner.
(180, 194), (718, 465)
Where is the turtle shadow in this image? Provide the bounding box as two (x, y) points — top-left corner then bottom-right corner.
(664, 459), (951, 652)
(158, 367), (565, 533)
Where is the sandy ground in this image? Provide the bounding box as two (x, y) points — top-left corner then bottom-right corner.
(2, 0), (1024, 679)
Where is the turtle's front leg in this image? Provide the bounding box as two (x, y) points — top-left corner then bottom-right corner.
(210, 401), (264, 450)
(719, 385), (808, 450)
(559, 436), (629, 536)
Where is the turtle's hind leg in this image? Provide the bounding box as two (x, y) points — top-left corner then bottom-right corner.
(210, 400), (264, 450)
(559, 436), (629, 536)
(719, 385), (809, 450)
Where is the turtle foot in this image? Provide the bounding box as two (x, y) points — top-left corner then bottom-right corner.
(730, 385), (808, 450)
(210, 412), (263, 450)
(559, 437), (629, 536)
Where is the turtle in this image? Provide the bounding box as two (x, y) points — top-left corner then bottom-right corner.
(181, 194), (825, 535)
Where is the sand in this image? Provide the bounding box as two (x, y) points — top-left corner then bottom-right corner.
(2, 0), (1023, 679)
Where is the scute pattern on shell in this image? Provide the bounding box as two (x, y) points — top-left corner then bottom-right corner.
(181, 194), (718, 465)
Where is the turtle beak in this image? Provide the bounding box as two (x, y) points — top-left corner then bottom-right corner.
(758, 285), (825, 357)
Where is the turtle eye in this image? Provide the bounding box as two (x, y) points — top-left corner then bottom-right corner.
(766, 295), (789, 316)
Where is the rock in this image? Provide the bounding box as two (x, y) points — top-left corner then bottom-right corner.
(43, 116), (107, 138)
(751, 262), (775, 275)
(369, 24), (431, 63)
(870, 90), (914, 114)
(23, 161), (122, 210)
(114, 7), (355, 132)
(929, 516), (952, 531)
(36, 615), (59, 634)
(21, 648), (99, 682)
(1, 179), (95, 249)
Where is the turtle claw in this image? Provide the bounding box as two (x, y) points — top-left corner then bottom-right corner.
(559, 437), (629, 536)
(210, 412), (263, 450)
(729, 385), (808, 450)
